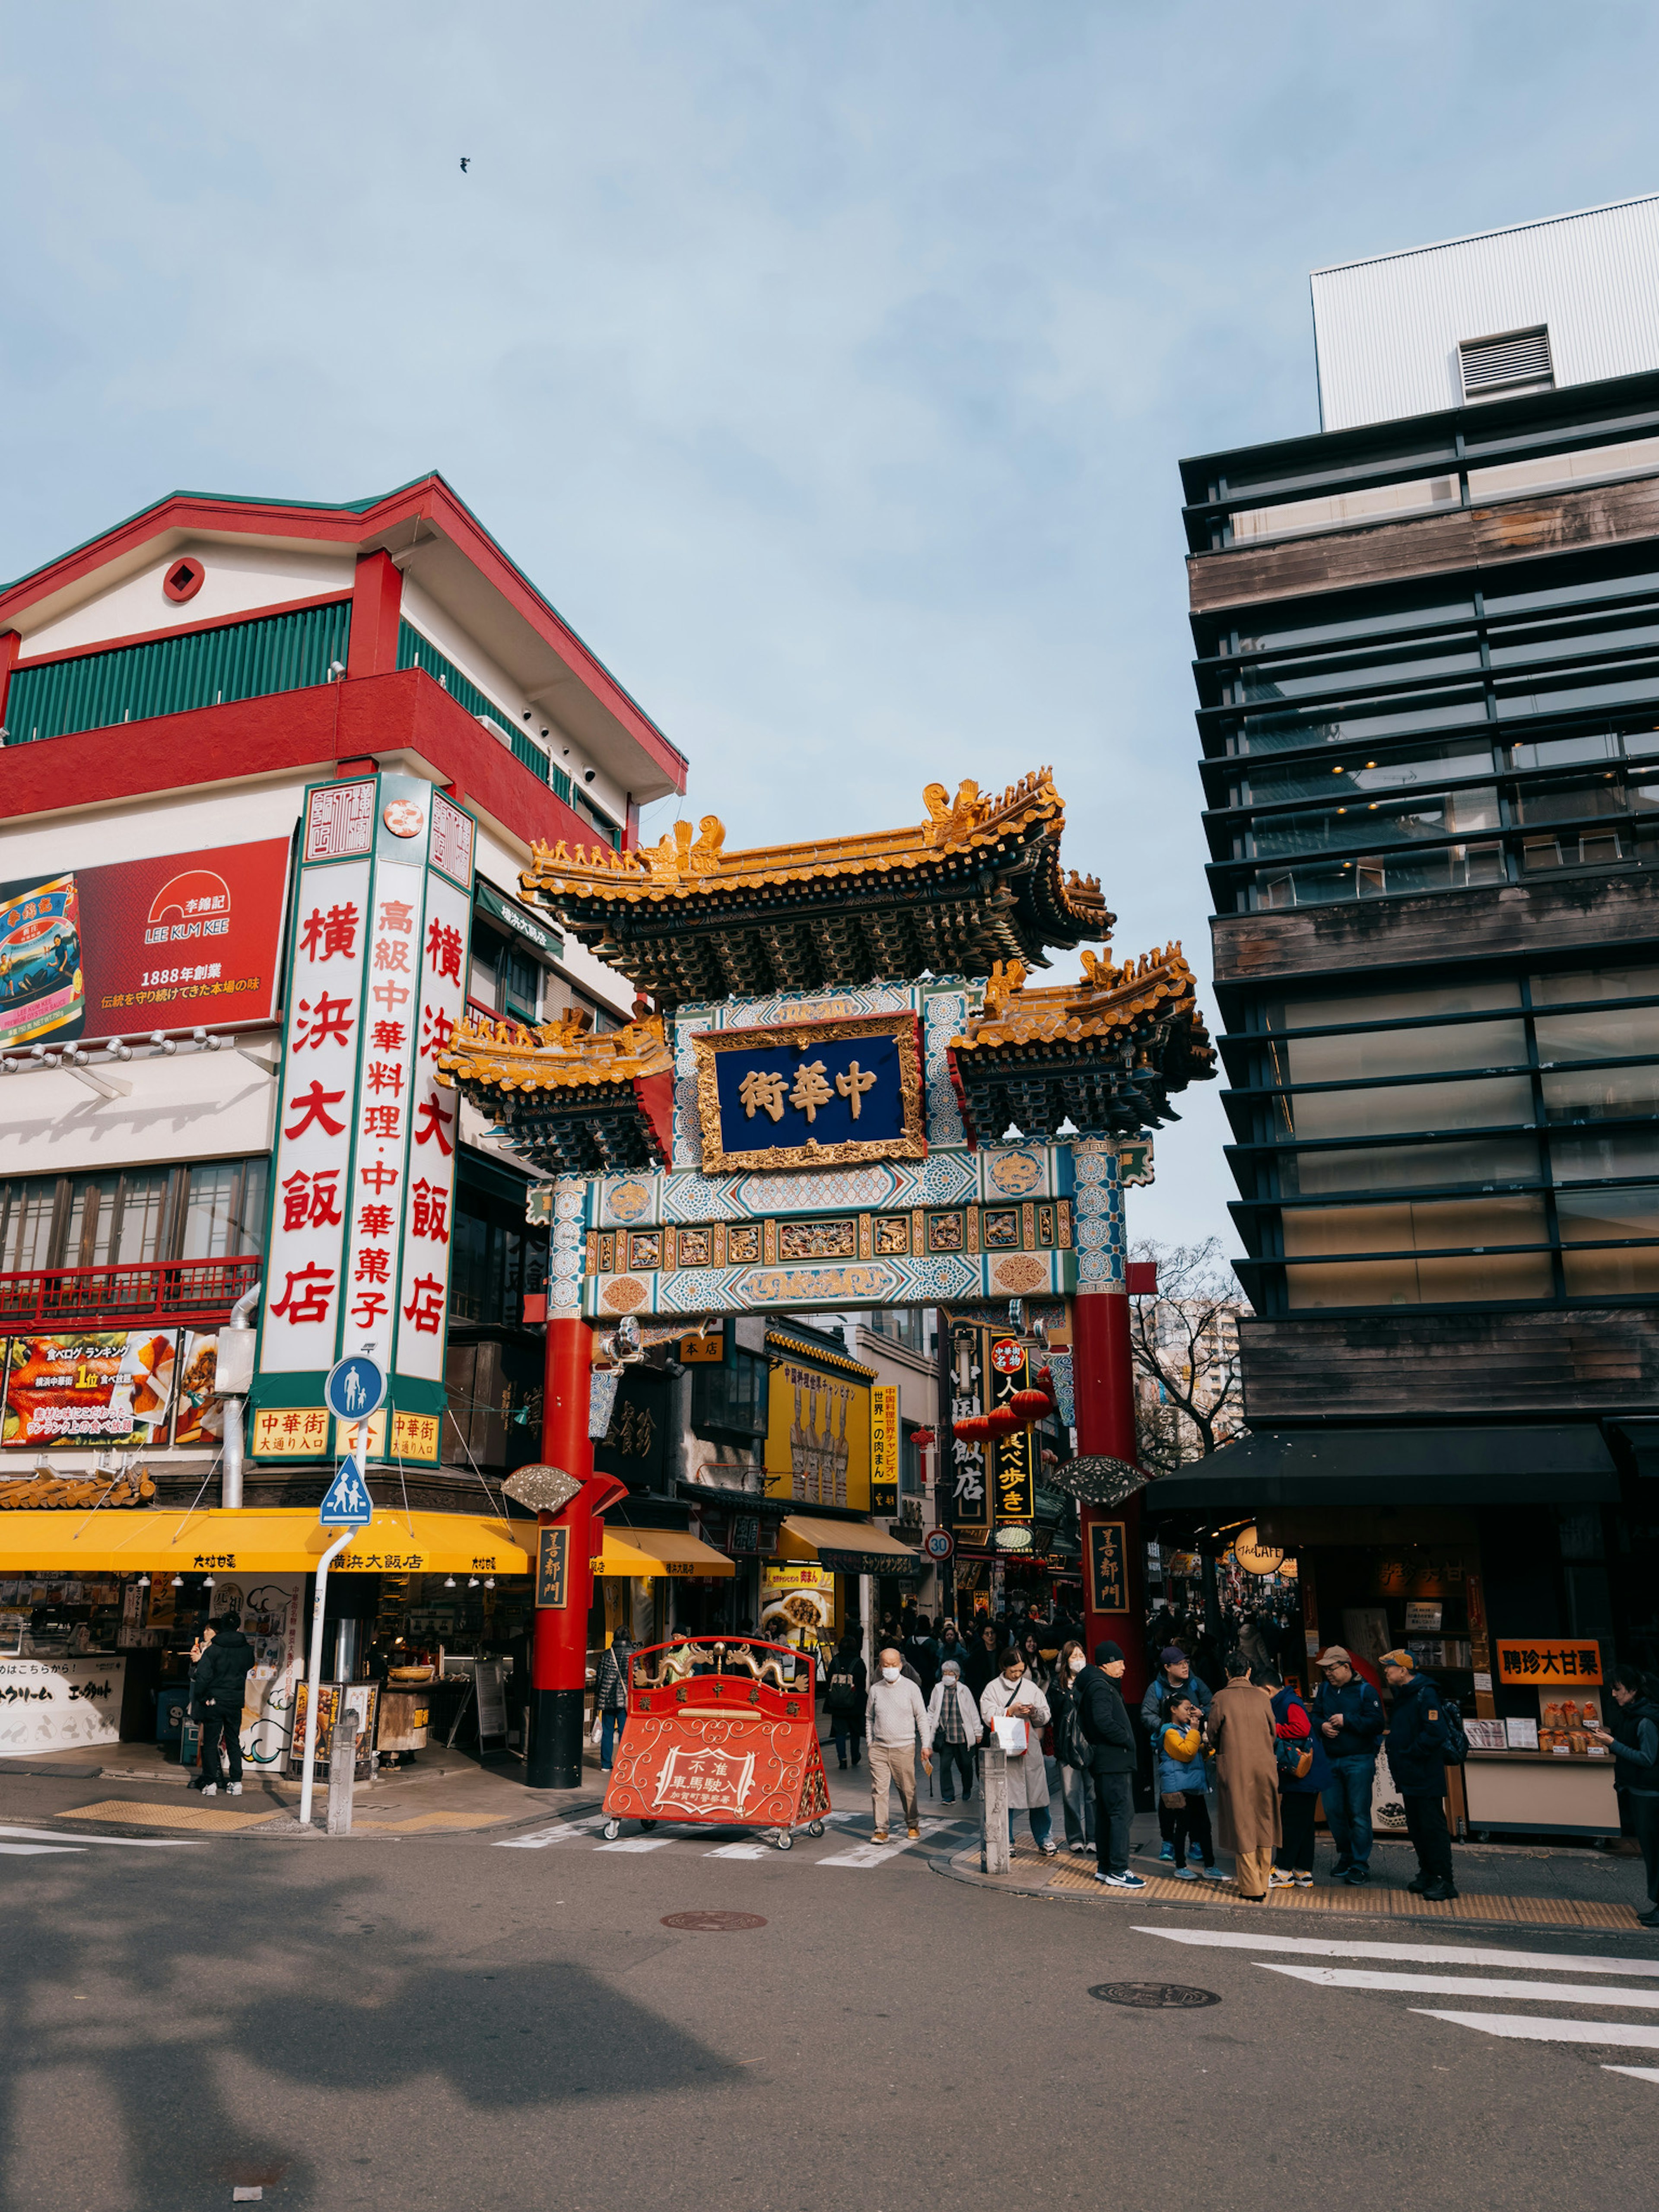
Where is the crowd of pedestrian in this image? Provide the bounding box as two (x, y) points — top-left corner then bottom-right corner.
(836, 1600), (1471, 1902)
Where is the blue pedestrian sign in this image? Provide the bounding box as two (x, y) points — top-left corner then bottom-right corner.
(319, 1461), (373, 1527)
(325, 1354), (386, 1424)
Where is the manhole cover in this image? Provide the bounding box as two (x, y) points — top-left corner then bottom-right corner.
(1089, 1981), (1220, 2009)
(661, 1910), (768, 1932)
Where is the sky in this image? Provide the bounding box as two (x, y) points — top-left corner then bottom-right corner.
(4, 2), (1659, 1268)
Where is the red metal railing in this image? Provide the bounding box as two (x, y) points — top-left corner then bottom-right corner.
(0, 1256), (261, 1332)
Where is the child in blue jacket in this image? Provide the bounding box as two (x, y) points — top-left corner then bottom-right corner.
(1158, 1691), (1223, 1882)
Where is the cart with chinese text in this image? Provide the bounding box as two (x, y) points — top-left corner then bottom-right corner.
(600, 1637), (830, 1850)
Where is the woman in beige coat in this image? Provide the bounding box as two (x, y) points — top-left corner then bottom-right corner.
(1207, 1652), (1281, 1899)
(979, 1649), (1057, 1856)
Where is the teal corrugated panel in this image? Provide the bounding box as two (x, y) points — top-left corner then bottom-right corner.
(4, 598), (353, 744)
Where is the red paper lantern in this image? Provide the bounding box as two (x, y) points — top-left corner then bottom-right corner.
(984, 1406), (1022, 1438)
(1008, 1389), (1051, 1422)
(953, 1414), (991, 1443)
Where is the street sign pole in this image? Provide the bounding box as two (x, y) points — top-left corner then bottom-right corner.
(301, 1356), (385, 1827)
(299, 1517), (356, 1829)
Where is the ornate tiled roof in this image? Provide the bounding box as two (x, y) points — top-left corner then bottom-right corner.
(947, 945), (1216, 1142)
(519, 772), (1112, 1006)
(435, 1009), (675, 1173)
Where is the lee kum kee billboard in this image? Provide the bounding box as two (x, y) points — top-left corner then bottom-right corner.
(0, 839), (291, 1052)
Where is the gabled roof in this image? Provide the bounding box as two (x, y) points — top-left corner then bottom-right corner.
(0, 474), (686, 801)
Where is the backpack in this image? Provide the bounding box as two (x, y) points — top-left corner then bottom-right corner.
(1274, 1735), (1313, 1782)
(1435, 1694), (1470, 1766)
(826, 1661), (860, 1715)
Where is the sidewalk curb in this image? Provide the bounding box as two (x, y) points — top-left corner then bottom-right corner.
(931, 1846), (1653, 1934)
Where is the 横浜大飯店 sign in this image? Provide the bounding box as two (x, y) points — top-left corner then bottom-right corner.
(692, 1013), (926, 1173)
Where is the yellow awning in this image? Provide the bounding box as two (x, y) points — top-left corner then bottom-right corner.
(0, 1508), (536, 1577)
(596, 1528), (734, 1579)
(777, 1516), (922, 1573)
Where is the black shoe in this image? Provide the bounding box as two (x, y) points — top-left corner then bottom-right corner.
(1420, 1881), (1458, 1903)
(1344, 1866), (1370, 1884)
(837, 1760), (847, 1770)
(1407, 1875), (1429, 1894)
(1638, 1907), (1659, 1927)
(1332, 1861), (1353, 1878)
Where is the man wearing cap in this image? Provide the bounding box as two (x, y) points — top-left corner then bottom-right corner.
(1379, 1649), (1458, 1902)
(1141, 1644), (1212, 1864)
(1309, 1646), (1385, 1885)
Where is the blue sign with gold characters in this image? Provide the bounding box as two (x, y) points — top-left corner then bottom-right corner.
(692, 1012), (928, 1173)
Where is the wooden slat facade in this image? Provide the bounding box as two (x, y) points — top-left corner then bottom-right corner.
(1239, 1308), (1659, 1424)
(1188, 473), (1659, 614)
(1212, 870), (1659, 992)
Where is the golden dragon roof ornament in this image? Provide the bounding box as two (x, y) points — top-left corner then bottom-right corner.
(520, 769), (1109, 926)
(435, 1007), (674, 1096)
(953, 942), (1209, 1052)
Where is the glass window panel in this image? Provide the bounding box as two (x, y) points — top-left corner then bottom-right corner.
(1246, 739), (1496, 805)
(0, 1180), (58, 1273)
(1254, 788), (1500, 860)
(1468, 435), (1659, 505)
(238, 1158), (267, 1252)
(64, 1174), (118, 1268)
(1484, 559), (1659, 613)
(1563, 1246), (1659, 1294)
(180, 1165), (240, 1261)
(1551, 1130), (1659, 1180)
(1283, 1138), (1540, 1195)
(1520, 831), (1626, 872)
(1497, 667), (1659, 718)
(1285, 1074), (1535, 1141)
(1490, 616), (1659, 668)
(1233, 594), (1475, 651)
(1531, 965), (1659, 1005)
(114, 1170), (168, 1265)
(1556, 1186), (1659, 1242)
(1230, 477), (1460, 545)
(1534, 1007), (1659, 1062)
(1512, 776), (1626, 823)
(1624, 728), (1659, 759)
(1267, 980), (1521, 1028)
(1243, 694), (1488, 753)
(1282, 1195), (1547, 1258)
(1507, 733), (1619, 769)
(1240, 645), (1482, 699)
(1541, 1064), (1659, 1122)
(1285, 1249), (1552, 1308)
(1281, 1018), (1527, 1086)
(1254, 843), (1504, 906)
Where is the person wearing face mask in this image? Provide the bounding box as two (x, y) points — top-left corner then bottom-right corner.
(1050, 1639), (1095, 1854)
(979, 1649), (1057, 1856)
(1074, 1640), (1144, 1889)
(925, 1657), (982, 1805)
(865, 1646), (932, 1843)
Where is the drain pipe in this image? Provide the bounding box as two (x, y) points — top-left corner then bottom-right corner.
(217, 1281), (261, 1510)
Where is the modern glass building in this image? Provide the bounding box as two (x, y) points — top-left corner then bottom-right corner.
(1155, 203), (1659, 1804)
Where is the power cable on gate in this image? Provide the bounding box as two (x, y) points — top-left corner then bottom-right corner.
(166, 1449), (226, 1547)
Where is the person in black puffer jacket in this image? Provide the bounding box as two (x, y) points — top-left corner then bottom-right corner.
(1380, 1649), (1456, 1901)
(192, 1614), (256, 1796)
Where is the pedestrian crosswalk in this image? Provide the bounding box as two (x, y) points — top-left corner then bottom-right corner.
(0, 1822), (202, 1854)
(495, 1808), (970, 1865)
(1137, 1923), (1659, 2089)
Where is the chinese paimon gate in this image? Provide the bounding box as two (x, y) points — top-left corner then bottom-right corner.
(438, 770), (1214, 1783)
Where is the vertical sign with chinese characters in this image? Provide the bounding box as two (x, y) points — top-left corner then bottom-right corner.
(870, 1384), (899, 1514)
(987, 1335), (1036, 1524)
(337, 861), (424, 1380)
(259, 781), (375, 1379)
(1088, 1520), (1127, 1614)
(950, 1319), (988, 1544)
(391, 792), (472, 1462)
(250, 775), (475, 1464)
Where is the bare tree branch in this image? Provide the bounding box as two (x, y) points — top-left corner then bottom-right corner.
(1126, 1236), (1250, 1475)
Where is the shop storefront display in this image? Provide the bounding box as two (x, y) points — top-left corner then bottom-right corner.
(0, 1653), (126, 1755)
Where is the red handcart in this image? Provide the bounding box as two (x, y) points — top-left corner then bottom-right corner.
(600, 1636), (832, 1850)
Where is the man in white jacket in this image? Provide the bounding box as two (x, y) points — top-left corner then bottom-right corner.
(866, 1646), (932, 1841)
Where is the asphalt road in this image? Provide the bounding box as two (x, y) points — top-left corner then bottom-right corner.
(2, 1767), (1656, 2212)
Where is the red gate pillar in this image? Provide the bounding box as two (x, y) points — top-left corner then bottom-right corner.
(1071, 1139), (1147, 1705)
(527, 1314), (597, 1789)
